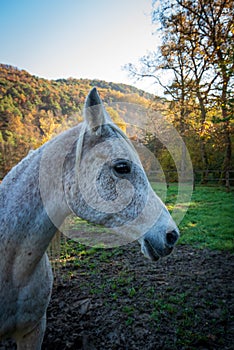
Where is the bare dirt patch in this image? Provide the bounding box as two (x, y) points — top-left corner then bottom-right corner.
(1, 243), (233, 349)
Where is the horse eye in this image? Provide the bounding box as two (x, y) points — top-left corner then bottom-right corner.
(113, 160), (131, 175)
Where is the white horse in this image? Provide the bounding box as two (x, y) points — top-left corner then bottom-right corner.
(0, 88), (179, 349)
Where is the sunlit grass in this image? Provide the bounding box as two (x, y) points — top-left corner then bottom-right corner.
(162, 184), (234, 252)
(62, 184), (233, 253)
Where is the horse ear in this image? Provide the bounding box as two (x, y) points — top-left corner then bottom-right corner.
(84, 87), (108, 134)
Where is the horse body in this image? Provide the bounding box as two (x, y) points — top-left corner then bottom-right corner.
(0, 128), (77, 346)
(0, 88), (179, 348)
(0, 148), (54, 347)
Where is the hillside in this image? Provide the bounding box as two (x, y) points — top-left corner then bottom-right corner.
(0, 64), (157, 178)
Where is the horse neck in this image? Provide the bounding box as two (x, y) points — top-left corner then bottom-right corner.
(0, 126), (81, 263)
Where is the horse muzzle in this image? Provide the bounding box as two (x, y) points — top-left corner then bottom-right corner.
(139, 229), (179, 261)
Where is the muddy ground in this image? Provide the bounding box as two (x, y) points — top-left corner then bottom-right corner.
(1, 243), (233, 349)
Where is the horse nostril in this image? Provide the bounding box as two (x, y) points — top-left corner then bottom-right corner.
(166, 230), (179, 246)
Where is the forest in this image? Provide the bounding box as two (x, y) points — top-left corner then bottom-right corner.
(0, 61), (233, 188)
(0, 64), (153, 178)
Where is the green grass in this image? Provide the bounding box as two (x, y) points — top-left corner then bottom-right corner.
(161, 184), (234, 252)
(61, 184), (233, 253)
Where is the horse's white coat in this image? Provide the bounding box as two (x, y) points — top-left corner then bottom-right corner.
(0, 88), (179, 349)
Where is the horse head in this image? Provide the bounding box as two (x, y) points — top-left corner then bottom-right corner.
(63, 88), (179, 261)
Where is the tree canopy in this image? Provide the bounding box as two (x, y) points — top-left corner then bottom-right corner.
(125, 0), (233, 188)
(0, 64), (151, 178)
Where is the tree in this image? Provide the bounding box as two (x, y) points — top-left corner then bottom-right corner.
(125, 0), (233, 188)
(173, 0), (234, 188)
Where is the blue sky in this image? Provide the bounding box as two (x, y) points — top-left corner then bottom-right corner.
(0, 0), (161, 94)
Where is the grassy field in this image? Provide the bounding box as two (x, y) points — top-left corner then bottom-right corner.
(164, 184), (234, 252)
(65, 184), (234, 253)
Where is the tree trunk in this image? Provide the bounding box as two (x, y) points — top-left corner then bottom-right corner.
(197, 92), (209, 184)
(200, 138), (209, 184)
(221, 121), (232, 192)
(219, 68), (232, 191)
